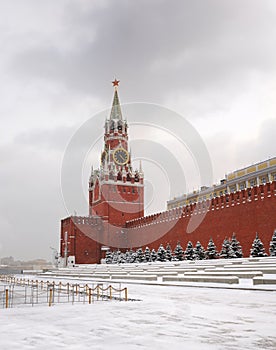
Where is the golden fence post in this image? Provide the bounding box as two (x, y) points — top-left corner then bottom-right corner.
(5, 289), (9, 308)
(88, 288), (92, 304)
(75, 284), (78, 296)
(49, 288), (53, 307)
(109, 286), (112, 300)
(124, 288), (128, 302)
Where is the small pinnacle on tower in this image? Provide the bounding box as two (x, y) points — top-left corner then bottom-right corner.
(139, 160), (143, 173)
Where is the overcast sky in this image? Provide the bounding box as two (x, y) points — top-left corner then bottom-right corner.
(0, 0), (276, 260)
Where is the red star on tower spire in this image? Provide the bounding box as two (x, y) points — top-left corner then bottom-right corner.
(112, 79), (120, 87)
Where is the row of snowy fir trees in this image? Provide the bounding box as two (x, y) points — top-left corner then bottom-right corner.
(105, 230), (276, 264)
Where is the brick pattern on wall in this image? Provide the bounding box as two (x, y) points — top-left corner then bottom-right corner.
(61, 181), (276, 263)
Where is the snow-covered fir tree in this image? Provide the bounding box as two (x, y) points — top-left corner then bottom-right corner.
(194, 241), (205, 260)
(129, 249), (137, 263)
(230, 233), (243, 258)
(157, 244), (167, 262)
(124, 250), (131, 263)
(120, 252), (126, 263)
(136, 248), (145, 263)
(250, 233), (268, 257)
(112, 250), (118, 263)
(144, 246), (152, 262)
(220, 238), (236, 259)
(185, 241), (195, 260)
(174, 242), (184, 261)
(116, 249), (123, 263)
(105, 250), (113, 264)
(205, 237), (218, 259)
(166, 243), (173, 261)
(151, 248), (158, 262)
(269, 230), (276, 257)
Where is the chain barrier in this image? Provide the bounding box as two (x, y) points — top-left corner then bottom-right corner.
(0, 275), (128, 308)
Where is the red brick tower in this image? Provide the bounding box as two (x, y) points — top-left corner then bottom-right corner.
(88, 80), (144, 227)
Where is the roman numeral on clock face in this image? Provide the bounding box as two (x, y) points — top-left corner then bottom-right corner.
(113, 148), (129, 165)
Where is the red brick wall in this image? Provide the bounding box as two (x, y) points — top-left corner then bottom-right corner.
(127, 182), (276, 256)
(61, 182), (276, 263)
(90, 183), (144, 226)
(60, 217), (103, 264)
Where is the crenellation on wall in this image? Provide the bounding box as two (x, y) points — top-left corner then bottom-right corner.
(126, 182), (275, 231)
(123, 181), (276, 257)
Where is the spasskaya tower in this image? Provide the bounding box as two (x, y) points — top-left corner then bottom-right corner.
(88, 79), (144, 226)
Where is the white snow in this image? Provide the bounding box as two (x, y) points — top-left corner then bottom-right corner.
(1, 282), (276, 349)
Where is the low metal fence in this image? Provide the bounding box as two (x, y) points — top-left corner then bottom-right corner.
(0, 275), (128, 308)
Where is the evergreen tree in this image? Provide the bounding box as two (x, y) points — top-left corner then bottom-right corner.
(105, 250), (113, 264)
(220, 238), (236, 259)
(174, 242), (184, 261)
(230, 233), (243, 258)
(151, 248), (158, 262)
(125, 250), (131, 263)
(129, 249), (137, 263)
(136, 248), (145, 263)
(269, 230), (276, 256)
(157, 244), (166, 262)
(206, 237), (218, 259)
(120, 251), (126, 263)
(112, 250), (118, 264)
(166, 243), (173, 261)
(115, 249), (123, 264)
(250, 233), (268, 257)
(194, 241), (205, 260)
(185, 241), (195, 260)
(144, 246), (152, 262)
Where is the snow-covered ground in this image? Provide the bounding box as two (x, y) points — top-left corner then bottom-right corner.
(1, 282), (276, 349)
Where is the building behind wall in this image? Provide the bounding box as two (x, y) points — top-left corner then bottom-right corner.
(167, 158), (276, 209)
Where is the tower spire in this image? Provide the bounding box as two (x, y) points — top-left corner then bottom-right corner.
(110, 79), (123, 120)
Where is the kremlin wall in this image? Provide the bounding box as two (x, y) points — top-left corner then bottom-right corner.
(125, 181), (276, 258)
(60, 81), (276, 265)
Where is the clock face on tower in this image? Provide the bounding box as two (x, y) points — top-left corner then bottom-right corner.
(113, 148), (129, 165)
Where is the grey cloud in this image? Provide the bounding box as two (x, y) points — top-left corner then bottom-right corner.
(230, 119), (276, 166)
(205, 118), (276, 182)
(13, 125), (76, 151)
(0, 140), (67, 260)
(245, 119), (276, 161)
(9, 0), (276, 102)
